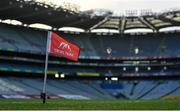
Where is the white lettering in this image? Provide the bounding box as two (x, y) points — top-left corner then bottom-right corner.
(54, 49), (74, 57)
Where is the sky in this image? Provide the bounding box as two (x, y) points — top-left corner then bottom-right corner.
(36, 0), (180, 15)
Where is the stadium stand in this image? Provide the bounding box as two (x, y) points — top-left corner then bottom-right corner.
(0, 0), (180, 100)
(0, 26), (180, 99)
(1, 23), (180, 58)
(0, 77), (179, 100)
(0, 24), (46, 53)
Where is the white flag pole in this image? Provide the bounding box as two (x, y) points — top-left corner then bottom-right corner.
(42, 31), (52, 104)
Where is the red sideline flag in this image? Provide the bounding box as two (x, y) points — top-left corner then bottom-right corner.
(48, 32), (80, 61)
(42, 31), (80, 103)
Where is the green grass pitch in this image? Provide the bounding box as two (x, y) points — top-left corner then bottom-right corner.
(0, 99), (179, 110)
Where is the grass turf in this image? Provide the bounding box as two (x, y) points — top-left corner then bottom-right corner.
(0, 99), (179, 110)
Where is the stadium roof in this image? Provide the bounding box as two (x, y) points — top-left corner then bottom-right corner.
(93, 12), (180, 33)
(0, 0), (180, 33)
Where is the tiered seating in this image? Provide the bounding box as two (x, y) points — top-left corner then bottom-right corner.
(0, 24), (46, 53)
(0, 77), (179, 99)
(0, 78), (24, 94)
(56, 33), (180, 58)
(1, 24), (180, 58)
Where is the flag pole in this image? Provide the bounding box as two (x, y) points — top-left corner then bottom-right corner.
(41, 31), (52, 104)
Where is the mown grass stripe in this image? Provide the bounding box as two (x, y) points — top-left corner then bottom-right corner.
(0, 99), (179, 110)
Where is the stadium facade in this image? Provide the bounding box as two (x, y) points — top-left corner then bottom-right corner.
(0, 0), (179, 100)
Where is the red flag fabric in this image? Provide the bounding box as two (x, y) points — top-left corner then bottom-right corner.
(49, 32), (80, 61)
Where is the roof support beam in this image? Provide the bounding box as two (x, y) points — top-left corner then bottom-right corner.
(119, 17), (126, 34)
(89, 17), (109, 31)
(159, 15), (180, 26)
(139, 17), (158, 32)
